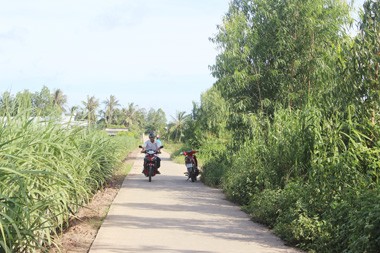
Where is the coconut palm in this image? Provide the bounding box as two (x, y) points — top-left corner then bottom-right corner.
(52, 89), (67, 113)
(103, 95), (120, 127)
(121, 103), (138, 128)
(82, 96), (99, 125)
(120, 103), (148, 132)
(169, 111), (190, 142)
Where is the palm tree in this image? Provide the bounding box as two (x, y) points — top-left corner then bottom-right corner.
(67, 105), (78, 123)
(121, 103), (138, 128)
(52, 89), (67, 113)
(169, 111), (190, 142)
(121, 103), (148, 131)
(103, 95), (120, 127)
(82, 96), (99, 125)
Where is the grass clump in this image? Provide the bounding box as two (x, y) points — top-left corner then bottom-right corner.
(0, 112), (138, 252)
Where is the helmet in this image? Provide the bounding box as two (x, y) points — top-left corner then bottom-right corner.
(148, 132), (155, 138)
(156, 135), (160, 138)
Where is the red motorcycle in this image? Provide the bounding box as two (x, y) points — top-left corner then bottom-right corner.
(139, 145), (163, 182)
(180, 150), (199, 182)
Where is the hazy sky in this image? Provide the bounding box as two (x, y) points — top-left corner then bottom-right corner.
(0, 0), (366, 121)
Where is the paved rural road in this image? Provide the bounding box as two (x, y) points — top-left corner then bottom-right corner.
(89, 150), (303, 253)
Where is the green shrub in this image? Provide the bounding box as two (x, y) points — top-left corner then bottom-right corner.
(272, 181), (331, 250)
(223, 143), (271, 205)
(197, 132), (230, 187)
(200, 155), (229, 187)
(331, 188), (380, 253)
(243, 189), (282, 228)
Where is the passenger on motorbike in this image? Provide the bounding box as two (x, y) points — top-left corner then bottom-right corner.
(141, 132), (162, 174)
(156, 134), (162, 147)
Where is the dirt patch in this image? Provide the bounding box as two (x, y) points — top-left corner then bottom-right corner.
(49, 150), (138, 253)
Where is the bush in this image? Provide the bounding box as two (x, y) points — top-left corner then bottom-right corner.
(201, 155), (229, 187)
(273, 181), (331, 250)
(223, 143), (271, 205)
(197, 133), (230, 187)
(332, 188), (380, 253)
(243, 189), (282, 228)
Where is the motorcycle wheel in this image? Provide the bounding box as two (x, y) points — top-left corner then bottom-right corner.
(148, 166), (153, 182)
(190, 168), (196, 182)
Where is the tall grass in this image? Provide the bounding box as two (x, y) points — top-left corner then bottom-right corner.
(201, 105), (380, 252)
(0, 111), (137, 252)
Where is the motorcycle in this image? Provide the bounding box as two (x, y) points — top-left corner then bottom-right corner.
(139, 145), (163, 182)
(180, 150), (199, 182)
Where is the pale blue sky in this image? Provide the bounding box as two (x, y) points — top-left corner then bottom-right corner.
(0, 0), (365, 121)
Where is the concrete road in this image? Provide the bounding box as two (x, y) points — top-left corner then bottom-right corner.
(89, 150), (302, 253)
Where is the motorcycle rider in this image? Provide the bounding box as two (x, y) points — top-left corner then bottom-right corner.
(141, 132), (162, 174)
(156, 134), (162, 147)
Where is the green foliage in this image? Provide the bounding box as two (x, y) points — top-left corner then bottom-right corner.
(102, 95), (120, 127)
(221, 108), (317, 206)
(233, 107), (380, 251)
(145, 108), (167, 136)
(211, 0), (351, 115)
(242, 189), (282, 228)
(273, 182), (331, 251)
(0, 87), (67, 117)
(197, 131), (231, 187)
(223, 141), (269, 205)
(187, 0), (380, 252)
(265, 108), (316, 184)
(0, 111), (138, 252)
(166, 111), (191, 143)
(190, 87), (230, 146)
(0, 0), (378, 252)
(164, 142), (197, 164)
(200, 155), (229, 187)
(82, 95), (99, 125)
(116, 103), (147, 131)
(335, 188), (380, 253)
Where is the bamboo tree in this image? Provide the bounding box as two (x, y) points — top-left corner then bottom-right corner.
(354, 0), (380, 125)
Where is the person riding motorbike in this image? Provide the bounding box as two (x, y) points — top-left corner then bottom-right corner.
(156, 134), (162, 147)
(141, 132), (162, 174)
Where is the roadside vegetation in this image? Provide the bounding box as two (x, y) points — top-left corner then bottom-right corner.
(1, 0), (379, 252)
(0, 92), (149, 252)
(169, 1), (380, 252)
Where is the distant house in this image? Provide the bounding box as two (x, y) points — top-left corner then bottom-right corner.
(104, 128), (128, 136)
(59, 114), (88, 127)
(0, 114), (88, 128)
